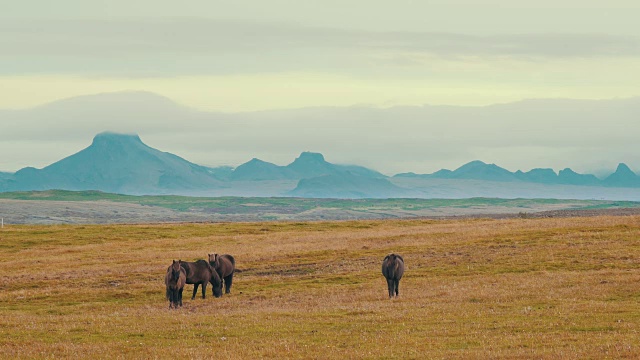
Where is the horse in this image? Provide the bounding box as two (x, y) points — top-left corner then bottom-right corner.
(165, 260), (186, 309)
(180, 259), (223, 299)
(381, 253), (405, 298)
(208, 253), (236, 294)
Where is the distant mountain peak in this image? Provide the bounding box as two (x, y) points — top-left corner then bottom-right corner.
(286, 152), (334, 178)
(294, 152), (326, 163)
(230, 157), (291, 181)
(92, 132), (143, 145)
(603, 162), (638, 187)
(614, 163), (633, 174)
(559, 168), (577, 175)
(4, 131), (221, 194)
(450, 160), (517, 182)
(466, 160), (488, 166)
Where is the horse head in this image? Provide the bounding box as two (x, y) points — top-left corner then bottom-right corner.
(171, 260), (182, 281)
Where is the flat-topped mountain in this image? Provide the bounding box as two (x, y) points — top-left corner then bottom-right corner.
(3, 132), (224, 194)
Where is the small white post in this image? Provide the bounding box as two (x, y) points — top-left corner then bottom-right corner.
(1, 218), (3, 228)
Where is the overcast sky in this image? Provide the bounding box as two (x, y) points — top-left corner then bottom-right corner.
(1, 1), (639, 175)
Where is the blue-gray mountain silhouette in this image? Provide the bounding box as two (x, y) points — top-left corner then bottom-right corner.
(603, 163), (640, 187)
(231, 151), (386, 181)
(447, 160), (518, 181)
(289, 172), (412, 199)
(557, 168), (601, 186)
(2, 132), (224, 194)
(396, 161), (518, 182)
(1, 131), (640, 199)
(394, 160), (638, 188)
(230, 158), (294, 181)
(514, 168), (559, 184)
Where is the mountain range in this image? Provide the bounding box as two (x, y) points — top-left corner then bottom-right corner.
(1, 132), (640, 199)
(395, 161), (639, 187)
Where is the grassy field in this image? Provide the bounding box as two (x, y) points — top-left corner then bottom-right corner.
(3, 189), (640, 212)
(2, 190), (640, 224)
(0, 216), (639, 358)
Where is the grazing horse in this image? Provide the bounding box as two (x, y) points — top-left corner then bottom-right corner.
(208, 253), (236, 294)
(382, 254), (405, 299)
(180, 260), (223, 299)
(165, 260), (186, 309)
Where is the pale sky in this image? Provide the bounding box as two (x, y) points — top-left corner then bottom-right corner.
(1, 1), (639, 175)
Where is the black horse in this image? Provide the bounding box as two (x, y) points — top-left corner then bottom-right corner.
(208, 253), (236, 294)
(382, 254), (405, 299)
(165, 260), (186, 309)
(180, 260), (223, 299)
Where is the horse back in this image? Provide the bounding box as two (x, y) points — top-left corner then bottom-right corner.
(221, 254), (235, 269)
(382, 254), (405, 280)
(180, 260), (212, 284)
(218, 255), (236, 276)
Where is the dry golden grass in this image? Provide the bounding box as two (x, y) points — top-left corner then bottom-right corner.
(0, 216), (639, 359)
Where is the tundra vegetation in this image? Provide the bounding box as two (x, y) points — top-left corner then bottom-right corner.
(2, 190), (640, 224)
(0, 216), (638, 358)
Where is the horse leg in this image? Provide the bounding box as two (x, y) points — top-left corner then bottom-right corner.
(224, 274), (233, 294)
(178, 287), (184, 307)
(201, 281), (207, 299)
(394, 279), (400, 297)
(169, 289), (176, 309)
(387, 278), (394, 299)
(191, 283), (199, 300)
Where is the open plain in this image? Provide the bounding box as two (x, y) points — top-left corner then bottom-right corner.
(0, 215), (639, 359)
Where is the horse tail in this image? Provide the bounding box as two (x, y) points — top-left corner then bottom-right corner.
(227, 254), (236, 267)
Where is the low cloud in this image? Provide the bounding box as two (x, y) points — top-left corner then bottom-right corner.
(1, 92), (639, 175)
(1, 18), (639, 76)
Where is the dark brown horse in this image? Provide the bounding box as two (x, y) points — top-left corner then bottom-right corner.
(165, 260), (186, 309)
(180, 260), (223, 299)
(382, 253), (405, 298)
(208, 253), (236, 294)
